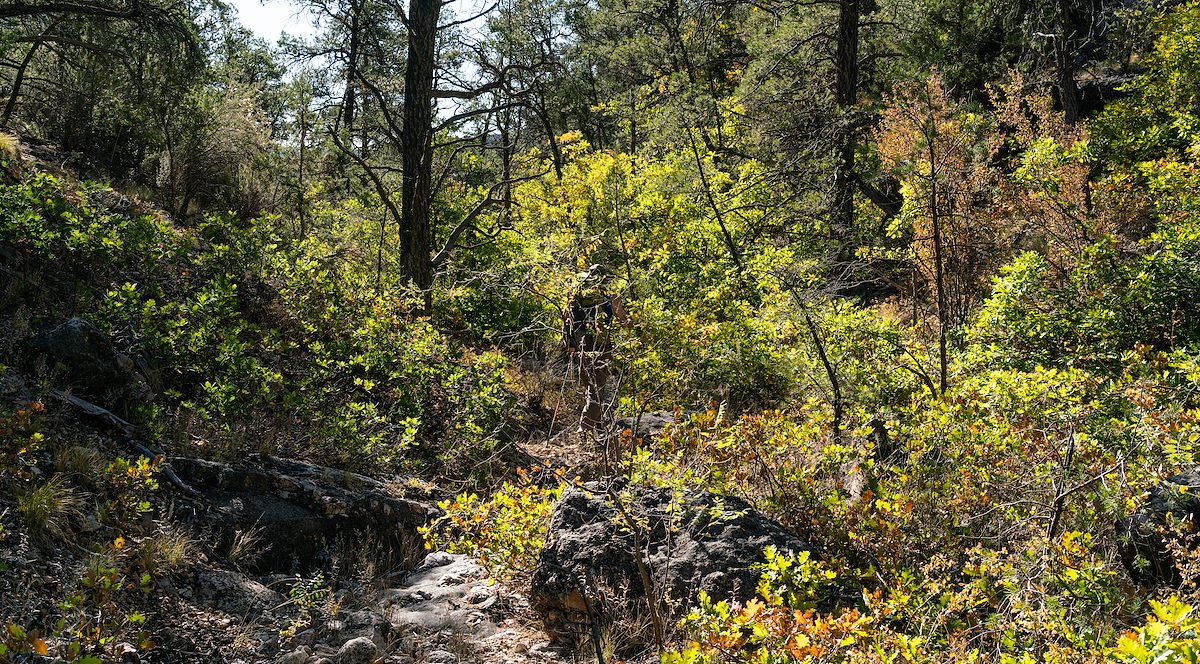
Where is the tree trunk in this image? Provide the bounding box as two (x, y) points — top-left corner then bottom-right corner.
(928, 139), (948, 395)
(343, 0), (362, 130)
(832, 0), (860, 257)
(400, 0), (440, 303)
(1053, 0), (1082, 124)
(2, 37), (42, 127)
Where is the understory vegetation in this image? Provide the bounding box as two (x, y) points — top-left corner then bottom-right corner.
(4, 0), (1200, 661)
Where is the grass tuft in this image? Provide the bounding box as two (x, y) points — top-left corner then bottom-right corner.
(137, 527), (192, 575)
(0, 132), (18, 158)
(228, 525), (268, 570)
(56, 445), (103, 483)
(17, 474), (84, 541)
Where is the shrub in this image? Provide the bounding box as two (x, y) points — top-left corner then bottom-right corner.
(421, 470), (567, 582)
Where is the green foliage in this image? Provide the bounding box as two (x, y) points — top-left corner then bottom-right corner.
(421, 471), (567, 582)
(97, 456), (160, 527)
(281, 573), (332, 638)
(0, 164), (521, 474)
(1095, 2), (1200, 164)
(0, 401), (44, 481)
(1115, 597), (1200, 664)
(44, 537), (155, 662)
(973, 214), (1200, 371)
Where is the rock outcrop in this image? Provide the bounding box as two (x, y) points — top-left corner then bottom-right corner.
(171, 454), (430, 574)
(27, 317), (151, 410)
(530, 482), (814, 642)
(1118, 467), (1200, 586)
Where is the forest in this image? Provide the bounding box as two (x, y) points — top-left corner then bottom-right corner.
(2, 0), (1200, 661)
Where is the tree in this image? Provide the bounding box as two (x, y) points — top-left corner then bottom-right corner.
(294, 0), (554, 302)
(0, 0), (203, 180)
(877, 72), (1002, 393)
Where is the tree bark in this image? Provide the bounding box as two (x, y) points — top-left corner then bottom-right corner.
(1053, 0), (1082, 124)
(928, 135), (948, 395)
(400, 0), (440, 304)
(831, 0), (860, 257)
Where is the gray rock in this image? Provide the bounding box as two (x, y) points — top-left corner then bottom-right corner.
(275, 648), (310, 664)
(258, 630), (281, 656)
(423, 650), (457, 664)
(1118, 467), (1200, 585)
(170, 454), (431, 574)
(324, 609), (392, 648)
(383, 553), (497, 638)
(612, 411), (678, 442)
(116, 642), (140, 664)
(334, 636), (378, 664)
(531, 482), (815, 642)
(192, 567), (285, 616)
(27, 317), (152, 411)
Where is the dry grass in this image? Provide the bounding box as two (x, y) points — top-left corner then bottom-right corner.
(137, 527), (192, 575)
(0, 132), (19, 161)
(227, 525), (269, 570)
(56, 445), (103, 483)
(17, 474), (85, 541)
(329, 533), (407, 600)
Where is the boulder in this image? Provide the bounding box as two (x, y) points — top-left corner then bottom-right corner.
(27, 317), (151, 410)
(382, 552), (498, 637)
(322, 609), (392, 649)
(613, 411), (677, 443)
(274, 648), (309, 664)
(171, 454), (431, 574)
(334, 637), (377, 664)
(530, 482), (814, 642)
(1118, 468), (1200, 586)
(190, 568), (285, 617)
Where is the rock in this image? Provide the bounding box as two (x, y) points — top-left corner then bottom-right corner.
(424, 650), (458, 664)
(116, 642), (140, 663)
(192, 567), (285, 617)
(27, 317), (152, 411)
(324, 609), (392, 648)
(334, 636), (378, 664)
(258, 630), (281, 656)
(612, 411), (677, 443)
(383, 553), (498, 637)
(170, 454), (431, 574)
(275, 648), (310, 664)
(531, 482), (815, 642)
(1118, 468), (1200, 585)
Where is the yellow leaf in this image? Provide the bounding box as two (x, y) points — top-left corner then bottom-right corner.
(743, 598), (763, 619)
(33, 639), (48, 656)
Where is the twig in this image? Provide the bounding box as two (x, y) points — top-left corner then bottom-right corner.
(49, 389), (200, 498)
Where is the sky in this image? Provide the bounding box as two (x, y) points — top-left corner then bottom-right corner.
(227, 0), (496, 44)
(226, 0), (319, 43)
